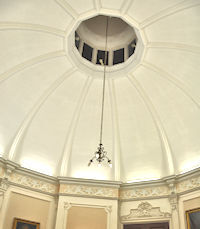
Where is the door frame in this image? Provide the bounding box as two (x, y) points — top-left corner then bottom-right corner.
(120, 218), (172, 229)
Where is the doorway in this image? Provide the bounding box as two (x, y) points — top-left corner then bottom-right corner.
(124, 222), (169, 229)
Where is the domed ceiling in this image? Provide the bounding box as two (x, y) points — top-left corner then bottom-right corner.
(0, 0), (200, 183)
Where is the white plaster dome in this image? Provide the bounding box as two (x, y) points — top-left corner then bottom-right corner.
(0, 0), (200, 183)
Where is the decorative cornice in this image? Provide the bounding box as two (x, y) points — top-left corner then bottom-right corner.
(121, 202), (171, 221)
(0, 159), (200, 199)
(58, 176), (121, 188)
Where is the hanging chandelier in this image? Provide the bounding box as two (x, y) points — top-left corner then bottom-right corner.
(88, 16), (112, 168)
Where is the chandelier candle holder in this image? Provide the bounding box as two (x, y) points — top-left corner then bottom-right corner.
(88, 143), (112, 167)
(88, 16), (112, 168)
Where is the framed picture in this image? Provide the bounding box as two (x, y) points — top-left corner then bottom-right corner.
(186, 208), (200, 229)
(13, 218), (40, 229)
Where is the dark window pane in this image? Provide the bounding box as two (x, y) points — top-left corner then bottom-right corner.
(82, 43), (93, 61)
(128, 39), (136, 57)
(96, 50), (108, 65)
(113, 48), (124, 65)
(75, 32), (80, 49)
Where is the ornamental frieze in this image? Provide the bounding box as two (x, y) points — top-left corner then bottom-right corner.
(9, 173), (58, 194)
(59, 184), (119, 198)
(120, 185), (170, 200)
(177, 175), (200, 193)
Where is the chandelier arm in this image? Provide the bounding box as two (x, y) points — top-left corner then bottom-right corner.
(99, 16), (109, 145)
(104, 155), (110, 161)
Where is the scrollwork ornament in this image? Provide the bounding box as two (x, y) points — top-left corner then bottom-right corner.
(177, 175), (200, 193)
(105, 205), (112, 213)
(121, 202), (171, 221)
(168, 182), (176, 195)
(169, 194), (178, 211)
(60, 184), (118, 198)
(120, 185), (169, 200)
(0, 178), (9, 191)
(64, 202), (71, 210)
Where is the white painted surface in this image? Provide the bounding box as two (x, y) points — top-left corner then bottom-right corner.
(0, 0), (200, 183)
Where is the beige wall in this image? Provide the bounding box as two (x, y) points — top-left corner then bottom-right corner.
(55, 195), (118, 229)
(67, 206), (107, 229)
(3, 192), (50, 229)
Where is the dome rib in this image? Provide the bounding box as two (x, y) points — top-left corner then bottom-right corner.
(147, 42), (200, 54)
(142, 61), (200, 109)
(0, 50), (65, 85)
(140, 0), (199, 29)
(0, 22), (66, 37)
(120, 0), (133, 15)
(128, 73), (175, 176)
(55, 0), (78, 19)
(93, 0), (101, 11)
(7, 67), (76, 161)
(59, 76), (93, 176)
(108, 79), (122, 181)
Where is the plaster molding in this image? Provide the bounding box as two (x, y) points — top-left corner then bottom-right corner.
(140, 0), (200, 29)
(166, 178), (177, 195)
(0, 178), (9, 191)
(142, 61), (200, 110)
(121, 202), (171, 221)
(169, 194), (178, 211)
(4, 160), (19, 177)
(9, 67), (76, 162)
(128, 73), (175, 175)
(9, 173), (58, 194)
(177, 174), (200, 194)
(120, 0), (133, 15)
(64, 202), (72, 210)
(108, 79), (122, 181)
(146, 42), (200, 54)
(55, 0), (78, 19)
(120, 185), (169, 200)
(166, 179), (179, 211)
(58, 176), (121, 188)
(0, 166), (5, 178)
(59, 183), (119, 199)
(0, 159), (200, 199)
(66, 10), (145, 79)
(93, 0), (101, 11)
(105, 205), (112, 213)
(0, 50), (66, 85)
(59, 77), (93, 176)
(0, 192), (4, 210)
(0, 22), (65, 37)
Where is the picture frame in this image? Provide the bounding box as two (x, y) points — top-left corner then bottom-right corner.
(12, 218), (40, 229)
(186, 208), (200, 229)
